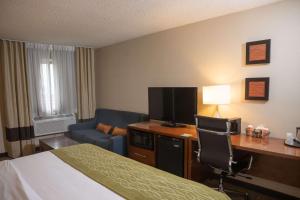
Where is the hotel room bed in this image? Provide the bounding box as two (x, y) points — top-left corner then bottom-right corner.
(0, 144), (229, 200)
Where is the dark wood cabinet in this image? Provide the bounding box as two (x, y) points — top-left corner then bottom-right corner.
(127, 122), (189, 177)
(39, 135), (78, 151)
(128, 145), (155, 167)
(128, 128), (156, 166)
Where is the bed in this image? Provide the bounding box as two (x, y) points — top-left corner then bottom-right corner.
(0, 144), (229, 200)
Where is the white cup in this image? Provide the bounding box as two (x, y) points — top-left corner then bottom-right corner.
(286, 132), (294, 142)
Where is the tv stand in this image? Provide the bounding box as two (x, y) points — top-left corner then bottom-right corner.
(161, 122), (187, 128)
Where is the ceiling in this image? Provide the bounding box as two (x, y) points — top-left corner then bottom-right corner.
(0, 0), (281, 48)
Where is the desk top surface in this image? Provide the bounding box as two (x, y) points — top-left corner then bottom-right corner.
(128, 121), (300, 160)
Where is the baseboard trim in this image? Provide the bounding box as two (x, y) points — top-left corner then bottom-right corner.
(0, 152), (8, 157)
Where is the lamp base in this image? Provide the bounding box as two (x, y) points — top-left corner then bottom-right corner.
(214, 111), (221, 118)
(213, 105), (222, 118)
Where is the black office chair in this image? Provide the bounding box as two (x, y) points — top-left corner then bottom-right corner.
(195, 116), (253, 200)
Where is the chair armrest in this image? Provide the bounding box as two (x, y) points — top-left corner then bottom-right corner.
(233, 151), (253, 172)
(111, 135), (126, 156)
(246, 155), (253, 171)
(68, 120), (97, 131)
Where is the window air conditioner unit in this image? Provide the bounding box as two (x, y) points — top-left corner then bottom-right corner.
(33, 114), (76, 137)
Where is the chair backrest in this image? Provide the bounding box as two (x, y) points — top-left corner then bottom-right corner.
(195, 116), (233, 172)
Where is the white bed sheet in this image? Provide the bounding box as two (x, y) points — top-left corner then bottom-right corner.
(0, 151), (124, 200)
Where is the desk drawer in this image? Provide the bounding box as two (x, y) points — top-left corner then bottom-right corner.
(128, 146), (155, 166)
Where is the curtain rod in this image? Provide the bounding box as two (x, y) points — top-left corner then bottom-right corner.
(0, 37), (94, 49)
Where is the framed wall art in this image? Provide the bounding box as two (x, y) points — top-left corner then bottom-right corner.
(246, 39), (271, 64)
(245, 77), (270, 100)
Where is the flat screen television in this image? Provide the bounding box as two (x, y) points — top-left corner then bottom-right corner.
(148, 87), (197, 127)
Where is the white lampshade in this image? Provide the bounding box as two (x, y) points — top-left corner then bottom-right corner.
(203, 85), (231, 105)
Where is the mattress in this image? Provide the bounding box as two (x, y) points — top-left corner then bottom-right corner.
(0, 144), (229, 200)
(0, 151), (123, 200)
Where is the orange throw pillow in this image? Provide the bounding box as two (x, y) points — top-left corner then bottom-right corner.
(112, 127), (127, 136)
(96, 123), (113, 134)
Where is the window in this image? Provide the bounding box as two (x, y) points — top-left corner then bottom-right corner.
(27, 43), (77, 118)
(40, 62), (58, 115)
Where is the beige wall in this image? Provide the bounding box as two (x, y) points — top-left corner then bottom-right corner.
(95, 0), (300, 139)
(0, 69), (5, 153)
(0, 112), (5, 153)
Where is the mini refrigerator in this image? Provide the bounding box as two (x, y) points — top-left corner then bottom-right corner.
(156, 135), (184, 177)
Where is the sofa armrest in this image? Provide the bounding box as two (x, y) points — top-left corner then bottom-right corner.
(68, 120), (97, 132)
(111, 135), (126, 156)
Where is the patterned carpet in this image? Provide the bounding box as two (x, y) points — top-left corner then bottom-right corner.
(0, 156), (11, 161)
(203, 178), (297, 200)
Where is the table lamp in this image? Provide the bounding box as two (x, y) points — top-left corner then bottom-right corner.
(202, 85), (231, 118)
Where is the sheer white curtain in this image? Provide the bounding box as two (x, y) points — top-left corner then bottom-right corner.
(26, 43), (77, 118)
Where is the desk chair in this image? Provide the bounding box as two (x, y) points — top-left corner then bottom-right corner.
(195, 116), (253, 200)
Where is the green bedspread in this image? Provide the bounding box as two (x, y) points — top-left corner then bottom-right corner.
(52, 144), (230, 200)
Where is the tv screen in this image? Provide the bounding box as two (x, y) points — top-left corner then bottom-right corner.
(148, 87), (197, 125)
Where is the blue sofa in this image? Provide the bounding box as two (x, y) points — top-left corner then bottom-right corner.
(67, 108), (148, 156)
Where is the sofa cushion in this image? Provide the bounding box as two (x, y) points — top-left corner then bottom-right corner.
(112, 127), (127, 136)
(69, 129), (110, 142)
(96, 123), (113, 134)
(67, 129), (88, 141)
(95, 108), (149, 128)
(81, 131), (112, 150)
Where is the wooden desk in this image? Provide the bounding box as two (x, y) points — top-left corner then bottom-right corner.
(128, 121), (300, 197)
(189, 134), (300, 160)
(130, 121), (300, 160)
(128, 121), (195, 177)
(231, 135), (300, 160)
(128, 121), (197, 139)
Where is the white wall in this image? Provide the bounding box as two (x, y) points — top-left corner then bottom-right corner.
(95, 0), (300, 139)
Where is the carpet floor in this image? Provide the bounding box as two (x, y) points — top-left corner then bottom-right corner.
(203, 178), (297, 200)
(0, 156), (11, 161)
